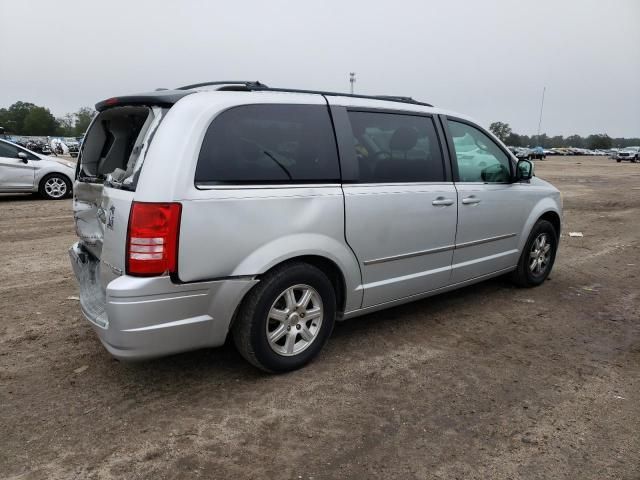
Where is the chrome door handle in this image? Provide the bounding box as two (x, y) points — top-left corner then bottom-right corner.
(462, 196), (481, 205)
(432, 197), (454, 206)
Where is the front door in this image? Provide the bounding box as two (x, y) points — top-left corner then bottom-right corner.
(337, 108), (458, 307)
(444, 118), (529, 283)
(0, 141), (36, 190)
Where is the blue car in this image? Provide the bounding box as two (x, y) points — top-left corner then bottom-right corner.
(531, 147), (546, 160)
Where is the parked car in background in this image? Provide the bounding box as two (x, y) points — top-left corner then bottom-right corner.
(25, 140), (45, 154)
(41, 143), (53, 155)
(530, 147), (546, 160)
(69, 81), (563, 372)
(0, 138), (75, 199)
(64, 138), (80, 157)
(508, 147), (533, 160)
(615, 147), (640, 162)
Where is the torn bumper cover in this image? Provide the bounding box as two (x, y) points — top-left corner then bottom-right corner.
(68, 242), (258, 360)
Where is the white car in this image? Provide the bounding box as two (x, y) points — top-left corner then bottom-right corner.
(615, 147), (640, 163)
(0, 138), (76, 199)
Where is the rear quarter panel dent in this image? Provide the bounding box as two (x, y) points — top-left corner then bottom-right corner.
(231, 232), (362, 311)
(177, 195), (363, 313)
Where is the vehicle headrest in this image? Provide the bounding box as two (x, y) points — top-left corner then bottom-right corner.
(390, 127), (418, 151)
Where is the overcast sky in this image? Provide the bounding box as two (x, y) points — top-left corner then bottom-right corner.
(1, 0), (638, 137)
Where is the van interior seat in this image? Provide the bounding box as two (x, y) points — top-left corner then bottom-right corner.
(374, 127), (436, 182)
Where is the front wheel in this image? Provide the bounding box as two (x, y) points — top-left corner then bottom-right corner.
(232, 262), (336, 373)
(511, 219), (558, 288)
(39, 173), (71, 200)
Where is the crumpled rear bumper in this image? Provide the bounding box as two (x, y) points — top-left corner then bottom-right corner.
(68, 242), (257, 360)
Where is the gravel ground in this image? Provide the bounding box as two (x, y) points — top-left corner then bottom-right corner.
(1, 156), (639, 479)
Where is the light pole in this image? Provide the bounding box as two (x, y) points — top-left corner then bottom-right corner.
(349, 72), (356, 94)
(536, 86), (546, 146)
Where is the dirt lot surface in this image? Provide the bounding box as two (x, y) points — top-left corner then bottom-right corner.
(1, 156), (639, 479)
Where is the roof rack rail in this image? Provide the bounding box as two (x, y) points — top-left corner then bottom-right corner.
(248, 85), (433, 107)
(374, 95), (419, 103)
(176, 81), (433, 107)
(177, 80), (268, 91)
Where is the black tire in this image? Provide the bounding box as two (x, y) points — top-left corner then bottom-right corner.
(511, 219), (558, 288)
(616, 159), (621, 163)
(39, 173), (71, 200)
(232, 262), (336, 373)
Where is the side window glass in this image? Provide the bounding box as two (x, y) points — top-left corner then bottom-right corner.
(0, 142), (20, 158)
(347, 111), (445, 183)
(195, 104), (340, 184)
(20, 147), (39, 160)
(447, 120), (511, 183)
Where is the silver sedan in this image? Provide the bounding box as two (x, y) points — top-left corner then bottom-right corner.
(0, 139), (76, 199)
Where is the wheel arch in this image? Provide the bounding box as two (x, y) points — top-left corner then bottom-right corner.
(35, 162), (75, 184)
(38, 171), (73, 197)
(226, 253), (352, 335)
(517, 198), (563, 254)
(538, 210), (561, 237)
(229, 233), (363, 314)
(258, 255), (348, 317)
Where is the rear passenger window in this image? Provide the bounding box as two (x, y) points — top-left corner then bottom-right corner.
(195, 104), (340, 185)
(347, 111), (445, 183)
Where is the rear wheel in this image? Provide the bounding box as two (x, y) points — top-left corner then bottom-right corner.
(39, 173), (71, 200)
(232, 262), (336, 373)
(511, 219), (558, 288)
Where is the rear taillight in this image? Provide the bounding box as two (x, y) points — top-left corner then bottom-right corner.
(126, 202), (182, 277)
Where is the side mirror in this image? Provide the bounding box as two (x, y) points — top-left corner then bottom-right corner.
(17, 152), (29, 163)
(516, 159), (533, 181)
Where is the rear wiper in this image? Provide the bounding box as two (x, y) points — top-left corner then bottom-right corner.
(262, 150), (292, 180)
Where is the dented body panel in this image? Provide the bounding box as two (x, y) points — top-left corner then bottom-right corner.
(69, 243), (257, 358)
(178, 185), (363, 313)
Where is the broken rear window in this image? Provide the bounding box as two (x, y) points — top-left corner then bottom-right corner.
(78, 106), (164, 189)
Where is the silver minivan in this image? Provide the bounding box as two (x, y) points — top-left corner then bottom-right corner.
(69, 81), (562, 372)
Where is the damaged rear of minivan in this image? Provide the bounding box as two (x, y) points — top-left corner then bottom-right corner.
(70, 103), (167, 348)
(68, 92), (257, 360)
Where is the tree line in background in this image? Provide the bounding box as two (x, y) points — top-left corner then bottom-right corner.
(0, 101), (95, 137)
(489, 121), (639, 149)
(1, 101), (638, 148)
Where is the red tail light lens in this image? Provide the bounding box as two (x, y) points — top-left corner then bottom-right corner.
(126, 202), (181, 276)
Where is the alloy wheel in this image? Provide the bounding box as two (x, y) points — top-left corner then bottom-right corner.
(266, 284), (323, 356)
(529, 233), (551, 276)
(44, 177), (67, 199)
